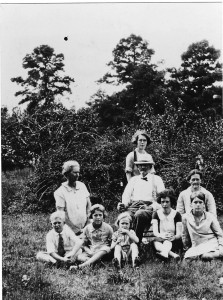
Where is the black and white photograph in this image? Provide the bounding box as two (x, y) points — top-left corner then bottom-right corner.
(1, 1), (223, 299)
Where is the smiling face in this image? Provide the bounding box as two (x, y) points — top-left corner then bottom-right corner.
(137, 134), (147, 151)
(66, 165), (80, 185)
(119, 217), (131, 230)
(52, 217), (64, 233)
(189, 174), (201, 190)
(92, 209), (104, 226)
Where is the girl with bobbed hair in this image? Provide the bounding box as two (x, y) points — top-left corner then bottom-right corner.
(152, 189), (183, 260)
(182, 191), (223, 260)
(70, 204), (113, 271)
(125, 130), (155, 182)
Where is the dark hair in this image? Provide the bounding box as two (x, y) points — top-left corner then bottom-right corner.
(89, 204), (107, 219)
(187, 169), (203, 181)
(190, 191), (205, 203)
(157, 188), (177, 207)
(131, 130), (151, 145)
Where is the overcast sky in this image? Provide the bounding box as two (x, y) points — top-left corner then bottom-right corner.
(1, 1), (222, 112)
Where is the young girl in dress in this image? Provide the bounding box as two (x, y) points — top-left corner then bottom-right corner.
(70, 204), (113, 270)
(111, 212), (139, 268)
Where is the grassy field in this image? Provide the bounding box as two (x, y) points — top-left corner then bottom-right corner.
(2, 212), (223, 300)
(2, 169), (223, 299)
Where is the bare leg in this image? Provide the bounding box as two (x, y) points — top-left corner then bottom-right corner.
(36, 252), (56, 264)
(153, 240), (172, 258)
(77, 252), (90, 263)
(201, 250), (221, 260)
(130, 243), (139, 267)
(131, 243), (139, 261)
(78, 250), (107, 268)
(114, 245), (122, 267)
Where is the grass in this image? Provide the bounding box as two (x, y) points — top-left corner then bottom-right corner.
(2, 169), (223, 299)
(2, 213), (223, 300)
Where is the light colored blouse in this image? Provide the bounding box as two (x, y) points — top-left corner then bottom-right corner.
(176, 186), (216, 216)
(152, 209), (182, 239)
(125, 149), (155, 175)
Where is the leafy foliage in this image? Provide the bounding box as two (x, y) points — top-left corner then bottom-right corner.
(167, 40), (222, 113)
(98, 34), (155, 85)
(2, 37), (223, 214)
(11, 45), (74, 112)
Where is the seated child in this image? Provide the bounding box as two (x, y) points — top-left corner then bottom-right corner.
(111, 212), (139, 268)
(36, 211), (82, 265)
(70, 204), (113, 271)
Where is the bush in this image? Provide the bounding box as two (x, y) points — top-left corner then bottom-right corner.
(3, 101), (223, 214)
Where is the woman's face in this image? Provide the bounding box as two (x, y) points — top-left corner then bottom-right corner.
(137, 134), (147, 150)
(161, 197), (171, 210)
(189, 174), (201, 189)
(66, 165), (80, 184)
(191, 197), (205, 214)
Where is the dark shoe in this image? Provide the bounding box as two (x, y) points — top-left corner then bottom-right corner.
(112, 258), (121, 269)
(133, 256), (140, 268)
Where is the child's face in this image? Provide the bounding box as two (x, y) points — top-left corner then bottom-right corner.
(52, 217), (64, 233)
(119, 218), (130, 230)
(92, 209), (104, 226)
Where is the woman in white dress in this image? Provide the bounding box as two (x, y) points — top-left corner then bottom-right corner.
(152, 189), (183, 260)
(182, 191), (223, 260)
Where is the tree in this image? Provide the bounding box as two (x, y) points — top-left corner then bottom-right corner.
(168, 40), (222, 113)
(98, 34), (155, 85)
(92, 34), (167, 127)
(11, 45), (75, 112)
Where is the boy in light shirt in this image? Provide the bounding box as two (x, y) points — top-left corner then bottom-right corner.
(36, 211), (82, 266)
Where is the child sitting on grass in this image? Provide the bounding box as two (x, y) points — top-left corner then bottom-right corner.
(70, 204), (113, 271)
(111, 212), (139, 269)
(36, 211), (82, 266)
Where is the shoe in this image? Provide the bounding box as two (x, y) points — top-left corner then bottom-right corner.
(173, 255), (181, 262)
(133, 256), (140, 268)
(69, 265), (79, 272)
(112, 258), (121, 269)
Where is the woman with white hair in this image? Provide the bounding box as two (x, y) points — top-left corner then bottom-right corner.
(54, 160), (91, 235)
(125, 130), (155, 182)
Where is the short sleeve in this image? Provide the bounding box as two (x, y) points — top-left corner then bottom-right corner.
(112, 231), (118, 242)
(82, 225), (90, 244)
(125, 152), (134, 173)
(108, 225), (114, 240)
(46, 232), (57, 254)
(81, 182), (90, 198)
(174, 211), (182, 223)
(66, 225), (82, 244)
(155, 176), (165, 193)
(152, 211), (159, 220)
(54, 188), (66, 208)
